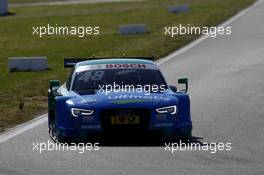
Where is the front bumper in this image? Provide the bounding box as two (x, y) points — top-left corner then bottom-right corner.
(56, 107), (192, 138)
(56, 121), (192, 139)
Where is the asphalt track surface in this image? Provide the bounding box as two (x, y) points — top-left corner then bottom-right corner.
(1, 0), (264, 174)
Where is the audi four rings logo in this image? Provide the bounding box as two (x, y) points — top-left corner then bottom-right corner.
(115, 109), (135, 117)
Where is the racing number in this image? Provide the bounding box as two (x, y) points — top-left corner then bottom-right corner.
(78, 71), (104, 82)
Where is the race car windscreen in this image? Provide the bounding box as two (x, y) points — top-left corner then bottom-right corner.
(72, 68), (168, 94)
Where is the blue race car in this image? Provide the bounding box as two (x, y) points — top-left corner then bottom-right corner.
(48, 57), (192, 142)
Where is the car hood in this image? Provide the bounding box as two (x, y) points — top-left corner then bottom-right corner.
(68, 90), (179, 109)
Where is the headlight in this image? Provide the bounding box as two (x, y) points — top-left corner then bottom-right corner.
(156, 105), (177, 114)
(71, 108), (94, 117)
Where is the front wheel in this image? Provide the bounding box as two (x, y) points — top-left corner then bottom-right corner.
(56, 132), (70, 143)
(48, 121), (57, 142)
(178, 132), (192, 142)
(164, 130), (192, 143)
(48, 116), (69, 143)
(49, 126), (70, 143)
(48, 109), (57, 142)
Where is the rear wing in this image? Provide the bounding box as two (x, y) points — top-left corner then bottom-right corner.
(64, 58), (90, 68)
(64, 57), (154, 68)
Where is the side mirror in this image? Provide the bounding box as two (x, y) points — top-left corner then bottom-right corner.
(48, 80), (61, 110)
(178, 78), (188, 93)
(169, 85), (177, 93)
(49, 80), (61, 96)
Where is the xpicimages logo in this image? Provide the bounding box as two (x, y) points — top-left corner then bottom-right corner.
(165, 24), (232, 38)
(98, 82), (166, 95)
(32, 140), (100, 154)
(165, 141), (232, 154)
(32, 24), (100, 38)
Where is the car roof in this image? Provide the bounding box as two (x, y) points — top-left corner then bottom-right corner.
(76, 58), (156, 67)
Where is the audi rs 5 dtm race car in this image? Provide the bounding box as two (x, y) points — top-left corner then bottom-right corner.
(48, 57), (192, 142)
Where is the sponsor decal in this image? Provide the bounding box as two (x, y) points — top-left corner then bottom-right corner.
(76, 63), (158, 72)
(108, 94), (162, 100)
(107, 95), (170, 104)
(109, 99), (153, 104)
(105, 64), (146, 69)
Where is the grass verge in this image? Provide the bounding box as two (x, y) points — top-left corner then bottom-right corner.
(0, 0), (256, 132)
(9, 0), (62, 4)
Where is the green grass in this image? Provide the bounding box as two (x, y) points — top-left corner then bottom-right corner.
(9, 0), (136, 4)
(0, 0), (256, 132)
(9, 0), (61, 4)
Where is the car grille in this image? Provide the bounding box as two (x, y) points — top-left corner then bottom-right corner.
(100, 108), (151, 133)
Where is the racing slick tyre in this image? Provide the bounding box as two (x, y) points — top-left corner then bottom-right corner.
(179, 133), (192, 143)
(48, 109), (69, 143)
(48, 109), (57, 142)
(165, 131), (192, 143)
(56, 132), (70, 143)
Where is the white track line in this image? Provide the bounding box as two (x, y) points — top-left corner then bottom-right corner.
(157, 0), (264, 66)
(0, 114), (47, 143)
(0, 0), (263, 143)
(10, 0), (144, 7)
